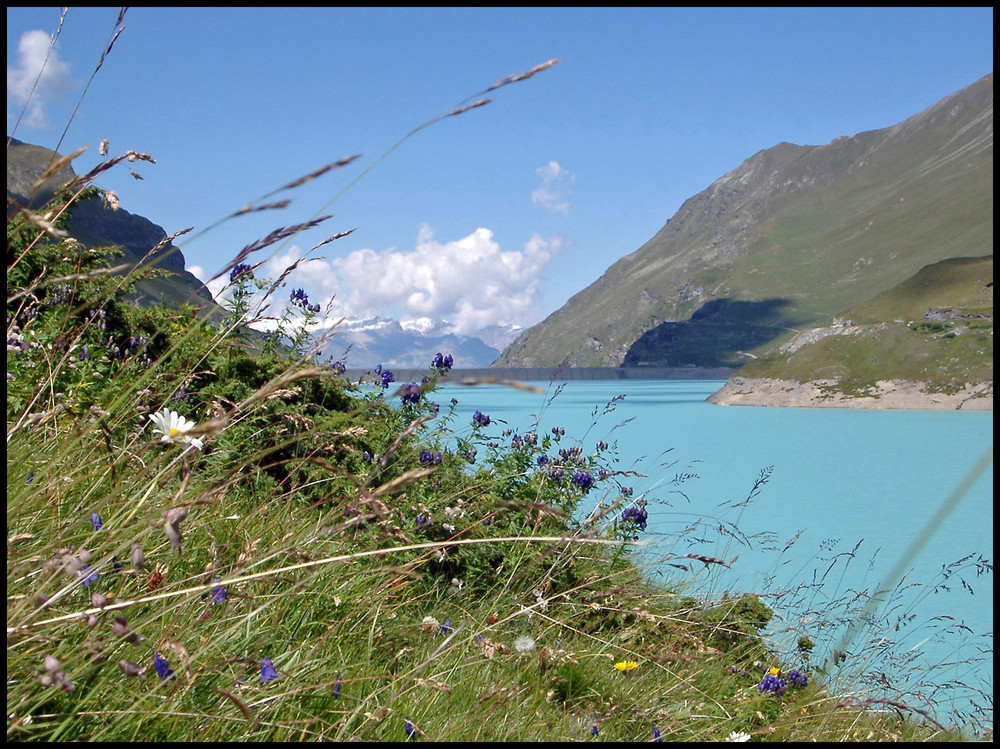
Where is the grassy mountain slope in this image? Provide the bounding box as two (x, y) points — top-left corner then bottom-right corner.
(735, 255), (993, 395)
(496, 73), (993, 369)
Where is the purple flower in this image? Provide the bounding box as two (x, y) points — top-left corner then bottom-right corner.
(787, 668), (808, 688)
(591, 721), (599, 737)
(652, 726), (662, 742)
(289, 288), (310, 308)
(404, 718), (417, 740)
(432, 352), (454, 373)
(758, 673), (787, 697)
(91, 512), (103, 531)
(440, 619), (451, 635)
(261, 657), (278, 684)
(374, 364), (395, 389)
(400, 382), (422, 405)
(472, 410), (491, 428)
(329, 360), (346, 375)
(80, 566), (99, 587)
(229, 263), (253, 283)
(621, 505), (648, 531)
(571, 471), (594, 492)
(211, 579), (227, 604)
(153, 653), (176, 681)
(333, 673), (342, 698)
(419, 450), (442, 465)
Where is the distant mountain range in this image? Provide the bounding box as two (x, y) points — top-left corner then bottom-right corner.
(496, 73), (993, 378)
(312, 316), (517, 369)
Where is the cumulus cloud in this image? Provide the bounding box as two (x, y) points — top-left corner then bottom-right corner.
(531, 160), (575, 215)
(7, 30), (73, 129)
(256, 225), (563, 337)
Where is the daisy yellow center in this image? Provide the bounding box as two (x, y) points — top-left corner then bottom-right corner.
(170, 427), (182, 436)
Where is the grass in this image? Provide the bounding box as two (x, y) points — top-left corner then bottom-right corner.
(6, 11), (993, 742)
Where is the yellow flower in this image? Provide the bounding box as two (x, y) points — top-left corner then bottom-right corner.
(614, 660), (638, 673)
(767, 666), (781, 677)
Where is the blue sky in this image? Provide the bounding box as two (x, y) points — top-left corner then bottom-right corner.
(7, 7), (994, 340)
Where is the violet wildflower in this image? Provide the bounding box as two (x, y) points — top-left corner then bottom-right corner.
(758, 672), (787, 697)
(571, 471), (594, 492)
(653, 726), (662, 742)
(621, 505), (648, 531)
(431, 352), (453, 373)
(440, 619), (451, 635)
(289, 287), (310, 308)
(591, 721), (599, 737)
(211, 579), (227, 604)
(400, 381), (422, 405)
(80, 566), (98, 587)
(419, 450), (442, 465)
(153, 653), (176, 681)
(472, 409), (491, 428)
(404, 718), (417, 740)
(787, 668), (808, 688)
(229, 263), (253, 283)
(261, 657), (278, 684)
(333, 673), (341, 699)
(90, 512), (103, 531)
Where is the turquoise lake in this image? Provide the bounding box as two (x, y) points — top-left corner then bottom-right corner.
(433, 378), (994, 734)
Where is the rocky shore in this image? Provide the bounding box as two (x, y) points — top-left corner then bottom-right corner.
(707, 377), (993, 411)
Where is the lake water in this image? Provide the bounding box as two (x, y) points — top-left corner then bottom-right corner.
(433, 378), (994, 734)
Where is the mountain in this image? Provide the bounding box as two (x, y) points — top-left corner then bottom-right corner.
(7, 136), (219, 315)
(314, 316), (501, 369)
(707, 254), (992, 408)
(495, 73), (993, 371)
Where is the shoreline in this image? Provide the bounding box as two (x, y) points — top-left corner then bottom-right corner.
(707, 376), (993, 411)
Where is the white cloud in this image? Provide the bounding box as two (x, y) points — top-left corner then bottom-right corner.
(187, 264), (229, 302)
(256, 225), (564, 337)
(7, 30), (73, 129)
(531, 160), (575, 215)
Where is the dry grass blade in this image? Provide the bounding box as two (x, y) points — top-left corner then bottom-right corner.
(215, 688), (257, 725)
(31, 145), (88, 190)
(234, 200), (291, 216)
(487, 58), (560, 91)
(212, 215), (333, 284)
(275, 154), (363, 193)
(449, 98), (491, 117)
(370, 467), (437, 498)
(310, 228), (356, 251)
(9, 536), (635, 633)
(18, 208), (68, 239)
(453, 376), (544, 394)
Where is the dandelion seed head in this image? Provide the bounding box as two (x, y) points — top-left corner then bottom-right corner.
(513, 635), (536, 653)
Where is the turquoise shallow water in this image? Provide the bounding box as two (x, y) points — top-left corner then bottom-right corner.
(434, 378), (994, 733)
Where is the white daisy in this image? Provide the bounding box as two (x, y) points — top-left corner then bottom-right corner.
(726, 730), (752, 742)
(149, 408), (204, 450)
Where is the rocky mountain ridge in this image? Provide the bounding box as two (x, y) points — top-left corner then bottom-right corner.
(496, 73), (993, 371)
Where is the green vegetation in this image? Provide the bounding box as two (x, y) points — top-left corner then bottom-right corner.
(9, 166), (992, 745)
(740, 256), (993, 396)
(5, 29), (991, 741)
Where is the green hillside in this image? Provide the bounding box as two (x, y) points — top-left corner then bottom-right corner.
(496, 73), (993, 371)
(738, 255), (993, 395)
